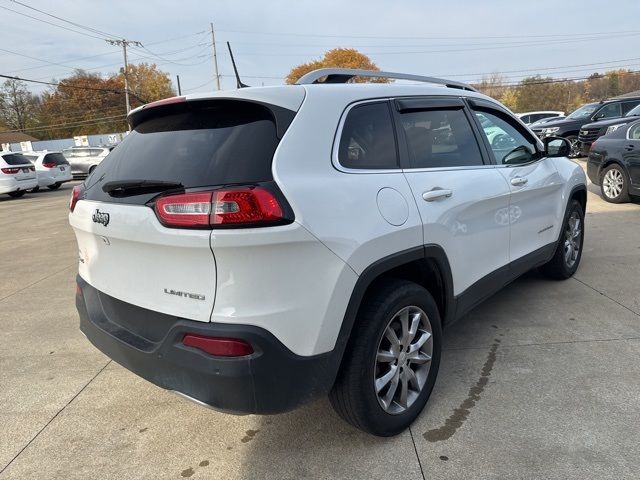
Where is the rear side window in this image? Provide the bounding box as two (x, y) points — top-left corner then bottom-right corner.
(2, 154), (31, 165)
(401, 109), (484, 169)
(44, 153), (69, 165)
(85, 101), (282, 203)
(338, 102), (398, 169)
(629, 123), (640, 140)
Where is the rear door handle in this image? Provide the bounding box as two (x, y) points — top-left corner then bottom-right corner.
(422, 188), (453, 202)
(510, 177), (528, 187)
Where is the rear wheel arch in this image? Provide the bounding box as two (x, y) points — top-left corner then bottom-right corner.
(331, 246), (454, 381)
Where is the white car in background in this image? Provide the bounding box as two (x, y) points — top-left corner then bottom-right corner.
(0, 152), (37, 198)
(516, 111), (565, 125)
(23, 151), (73, 191)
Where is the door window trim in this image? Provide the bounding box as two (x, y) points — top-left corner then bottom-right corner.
(332, 98), (402, 174)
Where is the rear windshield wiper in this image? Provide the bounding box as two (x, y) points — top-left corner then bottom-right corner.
(102, 180), (184, 197)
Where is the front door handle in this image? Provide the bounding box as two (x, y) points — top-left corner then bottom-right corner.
(422, 188), (453, 202)
(510, 177), (528, 187)
(625, 144), (635, 151)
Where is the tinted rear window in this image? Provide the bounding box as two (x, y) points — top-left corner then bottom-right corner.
(85, 101), (281, 203)
(44, 153), (69, 165)
(2, 154), (31, 166)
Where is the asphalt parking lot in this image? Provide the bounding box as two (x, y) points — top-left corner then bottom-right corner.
(1, 165), (639, 480)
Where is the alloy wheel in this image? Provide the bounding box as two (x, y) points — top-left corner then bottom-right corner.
(602, 168), (624, 200)
(374, 306), (433, 415)
(563, 211), (582, 268)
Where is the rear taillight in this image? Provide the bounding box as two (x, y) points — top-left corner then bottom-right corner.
(42, 162), (56, 168)
(1, 168), (19, 174)
(182, 334), (254, 357)
(69, 184), (85, 212)
(154, 185), (289, 229)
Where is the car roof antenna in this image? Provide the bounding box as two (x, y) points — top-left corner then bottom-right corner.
(227, 42), (249, 89)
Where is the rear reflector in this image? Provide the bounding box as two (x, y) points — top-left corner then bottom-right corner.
(182, 334), (254, 357)
(69, 184), (84, 212)
(1, 168), (19, 174)
(154, 185), (288, 229)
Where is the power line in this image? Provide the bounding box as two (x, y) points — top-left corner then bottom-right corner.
(0, 114), (127, 135)
(0, 5), (107, 40)
(0, 74), (148, 103)
(8, 0), (120, 39)
(218, 28), (640, 40)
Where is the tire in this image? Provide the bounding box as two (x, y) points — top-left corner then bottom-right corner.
(329, 278), (442, 436)
(7, 190), (26, 198)
(565, 135), (579, 158)
(47, 183), (61, 190)
(540, 199), (584, 279)
(30, 186), (40, 193)
(600, 164), (630, 203)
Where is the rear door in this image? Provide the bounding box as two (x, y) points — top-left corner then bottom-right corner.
(69, 99), (289, 322)
(469, 101), (564, 262)
(395, 97), (511, 296)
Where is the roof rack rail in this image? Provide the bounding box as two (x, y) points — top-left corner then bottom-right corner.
(295, 68), (478, 92)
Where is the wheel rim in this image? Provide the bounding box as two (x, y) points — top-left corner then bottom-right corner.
(602, 169), (624, 199)
(563, 211), (582, 268)
(374, 306), (433, 415)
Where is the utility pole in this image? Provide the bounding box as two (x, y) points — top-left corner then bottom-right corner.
(106, 38), (143, 114)
(210, 22), (221, 90)
(176, 75), (182, 95)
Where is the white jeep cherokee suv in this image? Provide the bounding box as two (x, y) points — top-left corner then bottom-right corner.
(70, 69), (586, 436)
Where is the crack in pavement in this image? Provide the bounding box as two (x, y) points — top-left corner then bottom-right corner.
(423, 339), (500, 443)
(0, 264), (75, 302)
(0, 360), (111, 475)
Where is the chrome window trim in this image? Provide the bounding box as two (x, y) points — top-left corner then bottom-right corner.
(626, 121), (640, 140)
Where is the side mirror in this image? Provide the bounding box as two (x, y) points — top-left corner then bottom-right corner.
(543, 136), (571, 157)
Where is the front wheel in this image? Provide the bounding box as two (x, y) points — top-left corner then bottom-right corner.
(565, 135), (580, 158)
(7, 190), (26, 198)
(47, 183), (61, 190)
(600, 165), (629, 203)
(540, 199), (584, 279)
(329, 279), (442, 436)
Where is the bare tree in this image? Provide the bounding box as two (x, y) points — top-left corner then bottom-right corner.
(0, 78), (40, 132)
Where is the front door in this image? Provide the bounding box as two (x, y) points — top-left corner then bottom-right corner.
(470, 105), (564, 263)
(395, 97), (512, 296)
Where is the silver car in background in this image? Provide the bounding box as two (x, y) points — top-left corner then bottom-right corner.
(63, 146), (114, 177)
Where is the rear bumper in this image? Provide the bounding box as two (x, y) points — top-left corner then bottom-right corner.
(0, 177), (37, 194)
(586, 158), (601, 185)
(76, 275), (339, 414)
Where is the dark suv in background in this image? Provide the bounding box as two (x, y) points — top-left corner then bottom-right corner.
(531, 96), (640, 156)
(578, 103), (640, 155)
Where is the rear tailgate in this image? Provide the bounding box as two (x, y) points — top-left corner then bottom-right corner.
(70, 199), (215, 321)
(70, 93), (301, 323)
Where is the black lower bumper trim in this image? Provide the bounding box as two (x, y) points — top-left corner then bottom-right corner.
(76, 276), (339, 414)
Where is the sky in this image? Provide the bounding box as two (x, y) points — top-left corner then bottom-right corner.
(2, 0), (640, 96)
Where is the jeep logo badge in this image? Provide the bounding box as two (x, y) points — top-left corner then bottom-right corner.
(92, 209), (110, 227)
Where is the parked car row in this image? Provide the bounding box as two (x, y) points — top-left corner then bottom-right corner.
(531, 95), (640, 157)
(516, 110), (564, 125)
(1, 145), (115, 199)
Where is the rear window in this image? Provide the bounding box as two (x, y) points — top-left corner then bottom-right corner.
(63, 149), (91, 158)
(85, 101), (283, 203)
(2, 154), (31, 166)
(43, 153), (69, 165)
